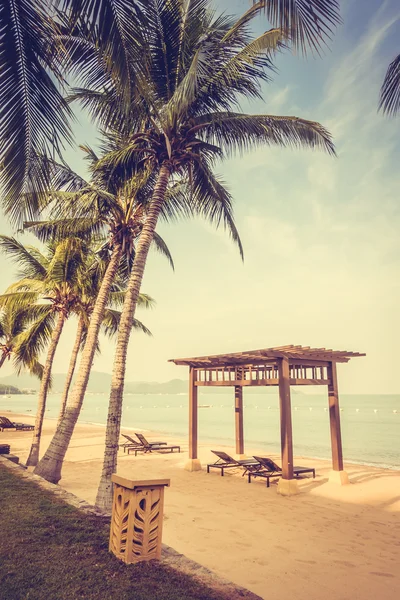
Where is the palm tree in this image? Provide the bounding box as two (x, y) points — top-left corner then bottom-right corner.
(379, 54), (400, 116)
(74, 0), (335, 510)
(32, 145), (242, 484)
(23, 148), (175, 481)
(0, 304), (44, 377)
(34, 0), (336, 500)
(0, 235), (92, 466)
(56, 266), (154, 425)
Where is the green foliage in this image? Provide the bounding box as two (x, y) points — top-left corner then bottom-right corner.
(67, 1), (335, 262)
(0, 0), (73, 225)
(0, 303), (47, 378)
(255, 1), (341, 55)
(0, 465), (227, 600)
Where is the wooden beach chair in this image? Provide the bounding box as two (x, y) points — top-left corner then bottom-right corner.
(207, 450), (260, 477)
(120, 434), (146, 455)
(134, 432), (180, 454)
(248, 456), (316, 487)
(0, 416), (34, 432)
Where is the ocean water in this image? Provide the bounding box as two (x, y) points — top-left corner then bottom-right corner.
(1, 391), (399, 469)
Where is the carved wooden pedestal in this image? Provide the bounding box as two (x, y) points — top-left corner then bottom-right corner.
(109, 475), (170, 564)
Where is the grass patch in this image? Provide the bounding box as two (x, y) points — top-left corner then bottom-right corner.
(0, 465), (226, 600)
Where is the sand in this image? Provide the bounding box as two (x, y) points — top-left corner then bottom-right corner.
(1, 411), (400, 600)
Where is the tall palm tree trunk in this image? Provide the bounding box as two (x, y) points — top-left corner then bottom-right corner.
(95, 164), (170, 511)
(34, 245), (123, 483)
(57, 317), (85, 426)
(26, 312), (66, 467)
(0, 352), (7, 368)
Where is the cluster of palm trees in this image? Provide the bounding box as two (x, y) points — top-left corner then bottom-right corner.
(8, 0), (395, 512)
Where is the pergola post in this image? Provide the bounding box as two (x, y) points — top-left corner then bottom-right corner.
(234, 385), (244, 457)
(327, 361), (349, 484)
(277, 357), (299, 495)
(185, 367), (202, 471)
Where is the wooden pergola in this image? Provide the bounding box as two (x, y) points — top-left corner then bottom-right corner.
(170, 345), (365, 494)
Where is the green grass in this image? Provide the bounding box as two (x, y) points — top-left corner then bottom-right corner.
(0, 465), (226, 600)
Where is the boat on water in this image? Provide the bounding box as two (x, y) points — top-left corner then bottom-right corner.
(199, 404), (212, 408)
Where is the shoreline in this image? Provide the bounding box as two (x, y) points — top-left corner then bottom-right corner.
(2, 409), (399, 472)
(1, 411), (399, 600)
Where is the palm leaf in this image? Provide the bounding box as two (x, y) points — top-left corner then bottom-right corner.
(0, 0), (73, 224)
(191, 158), (244, 260)
(196, 112), (335, 155)
(12, 309), (56, 373)
(151, 232), (175, 271)
(101, 308), (152, 338)
(255, 0), (341, 54)
(0, 236), (47, 278)
(379, 54), (400, 117)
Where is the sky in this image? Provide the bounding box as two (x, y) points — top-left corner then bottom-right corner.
(0, 0), (399, 393)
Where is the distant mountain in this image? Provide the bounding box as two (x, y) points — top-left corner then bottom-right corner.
(0, 383), (22, 395)
(0, 372), (188, 395)
(0, 372), (301, 395)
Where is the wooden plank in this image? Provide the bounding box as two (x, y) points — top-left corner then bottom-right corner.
(196, 379), (280, 387)
(195, 378), (328, 387)
(111, 475), (170, 490)
(278, 357), (294, 480)
(234, 386), (244, 455)
(189, 367), (198, 460)
(327, 362), (344, 471)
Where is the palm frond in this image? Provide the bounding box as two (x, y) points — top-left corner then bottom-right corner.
(197, 112), (336, 155)
(0, 0), (73, 224)
(12, 309), (56, 372)
(191, 158), (244, 260)
(101, 308), (152, 338)
(56, 0), (145, 104)
(256, 0), (341, 55)
(0, 236), (47, 278)
(0, 290), (42, 312)
(379, 54), (400, 117)
(151, 232), (175, 271)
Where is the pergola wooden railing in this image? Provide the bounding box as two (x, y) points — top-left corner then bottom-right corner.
(170, 345), (365, 494)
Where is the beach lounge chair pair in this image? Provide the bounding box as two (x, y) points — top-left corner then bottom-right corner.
(206, 450), (260, 477)
(207, 451), (315, 487)
(121, 432), (180, 455)
(0, 416), (34, 432)
(248, 456), (315, 487)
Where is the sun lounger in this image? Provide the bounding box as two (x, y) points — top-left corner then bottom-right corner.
(134, 432), (180, 454)
(0, 416), (34, 432)
(120, 433), (168, 454)
(248, 456), (316, 487)
(120, 434), (146, 455)
(207, 450), (260, 477)
(0, 444), (10, 454)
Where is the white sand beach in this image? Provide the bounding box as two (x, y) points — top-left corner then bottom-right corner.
(1, 412), (399, 600)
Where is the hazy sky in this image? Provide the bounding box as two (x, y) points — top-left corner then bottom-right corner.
(1, 0), (399, 393)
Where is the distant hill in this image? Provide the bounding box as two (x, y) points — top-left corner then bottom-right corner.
(0, 383), (22, 395)
(0, 372), (188, 395)
(0, 372), (300, 395)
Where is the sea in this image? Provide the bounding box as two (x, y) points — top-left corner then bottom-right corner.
(1, 390), (399, 470)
